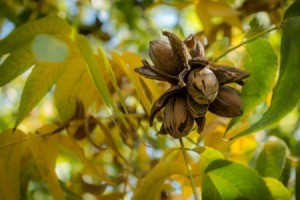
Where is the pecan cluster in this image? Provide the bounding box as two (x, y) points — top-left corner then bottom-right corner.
(135, 31), (249, 139)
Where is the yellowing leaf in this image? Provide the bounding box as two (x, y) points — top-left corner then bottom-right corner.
(0, 129), (26, 200)
(28, 126), (65, 200)
(0, 16), (72, 56)
(194, 146), (225, 172)
(75, 35), (126, 124)
(203, 122), (231, 151)
(97, 48), (127, 113)
(111, 51), (151, 114)
(132, 162), (186, 200)
(207, 38), (230, 59)
(54, 56), (101, 121)
(0, 44), (34, 87)
(15, 62), (65, 128)
(122, 52), (163, 100)
(32, 34), (69, 63)
(264, 178), (290, 200)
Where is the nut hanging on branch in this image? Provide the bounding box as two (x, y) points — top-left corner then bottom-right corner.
(135, 31), (249, 139)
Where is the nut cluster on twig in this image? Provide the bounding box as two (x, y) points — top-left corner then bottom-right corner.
(135, 31), (249, 139)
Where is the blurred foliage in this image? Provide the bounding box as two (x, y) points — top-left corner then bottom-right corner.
(0, 0), (299, 199)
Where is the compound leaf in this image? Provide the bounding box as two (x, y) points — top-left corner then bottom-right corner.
(232, 17), (300, 140)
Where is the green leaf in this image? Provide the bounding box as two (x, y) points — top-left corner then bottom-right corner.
(245, 12), (270, 39)
(296, 161), (300, 200)
(227, 38), (277, 132)
(0, 16), (72, 56)
(0, 129), (26, 200)
(112, 52), (152, 114)
(0, 1), (19, 24)
(232, 17), (300, 140)
(132, 162), (185, 200)
(32, 34), (69, 63)
(0, 44), (34, 87)
(75, 34), (125, 124)
(242, 38), (277, 115)
(97, 48), (127, 113)
(283, 1), (300, 19)
(202, 159), (272, 200)
(15, 62), (65, 128)
(264, 177), (290, 200)
(255, 139), (287, 178)
(193, 146), (225, 172)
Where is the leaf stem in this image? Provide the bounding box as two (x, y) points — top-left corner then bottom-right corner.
(179, 138), (199, 200)
(214, 26), (279, 62)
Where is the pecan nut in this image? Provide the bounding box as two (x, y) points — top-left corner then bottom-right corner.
(149, 40), (180, 75)
(187, 68), (219, 105)
(209, 85), (243, 117)
(162, 96), (194, 138)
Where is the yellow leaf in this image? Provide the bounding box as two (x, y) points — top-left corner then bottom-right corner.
(224, 153), (248, 165)
(195, 0), (214, 35)
(137, 144), (151, 172)
(204, 0), (240, 17)
(122, 52), (164, 101)
(0, 129), (26, 200)
(63, 133), (115, 185)
(28, 125), (65, 200)
(54, 56), (101, 121)
(97, 192), (124, 200)
(182, 186), (193, 199)
(195, 0), (242, 35)
(158, 147), (181, 164)
(203, 118), (232, 151)
(132, 162), (186, 200)
(111, 51), (152, 114)
(96, 47), (127, 113)
(230, 134), (257, 159)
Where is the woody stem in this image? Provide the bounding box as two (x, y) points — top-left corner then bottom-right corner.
(214, 25), (279, 62)
(179, 138), (199, 200)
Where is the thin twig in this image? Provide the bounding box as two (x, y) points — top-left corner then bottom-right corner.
(179, 138), (199, 200)
(214, 26), (279, 62)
